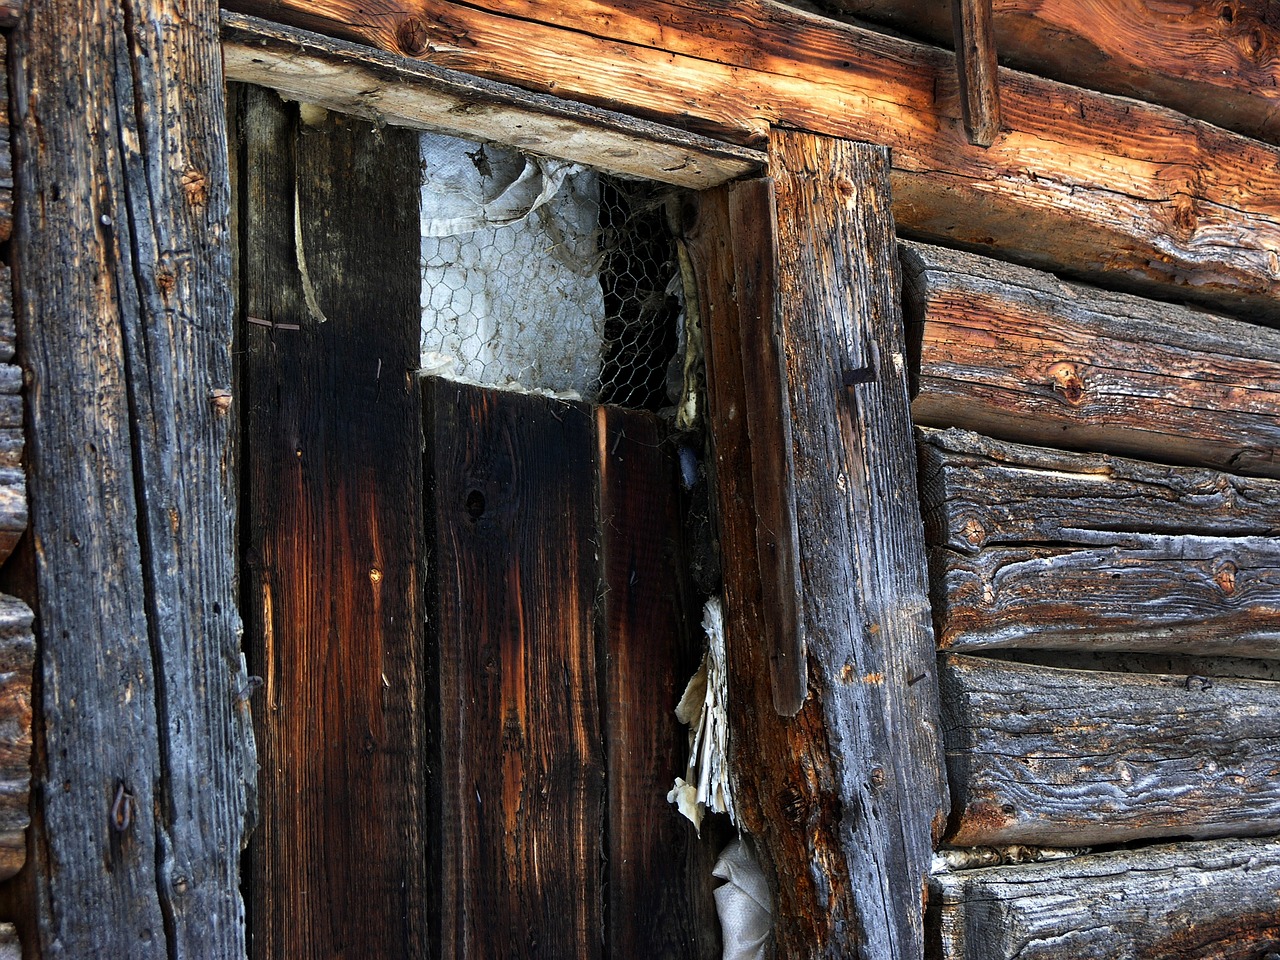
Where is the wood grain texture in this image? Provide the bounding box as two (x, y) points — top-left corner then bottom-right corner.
(816, 0), (1280, 146)
(0, 595), (32, 881)
(931, 837), (1280, 960)
(951, 0), (1001, 146)
(222, 0), (1280, 321)
(240, 90), (427, 959)
(0, 265), (25, 567)
(904, 241), (1280, 477)
(941, 654), (1280, 847)
(933, 537), (1280, 656)
(598, 406), (718, 960)
(692, 184), (846, 959)
(427, 381), (603, 960)
(727, 178), (806, 716)
(916, 427), (1280, 554)
(13, 0), (256, 954)
(0, 39), (10, 243)
(220, 12), (762, 189)
(774, 130), (947, 958)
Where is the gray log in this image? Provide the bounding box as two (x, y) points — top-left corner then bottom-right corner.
(941, 654), (1280, 847)
(13, 0), (256, 955)
(903, 241), (1280, 477)
(916, 426), (1280, 554)
(932, 837), (1280, 959)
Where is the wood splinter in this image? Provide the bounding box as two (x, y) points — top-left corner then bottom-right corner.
(952, 0), (1002, 146)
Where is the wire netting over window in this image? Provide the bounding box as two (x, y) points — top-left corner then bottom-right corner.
(419, 132), (684, 412)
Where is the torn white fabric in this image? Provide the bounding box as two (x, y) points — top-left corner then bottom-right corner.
(668, 597), (734, 833)
(419, 132), (605, 396)
(713, 837), (771, 960)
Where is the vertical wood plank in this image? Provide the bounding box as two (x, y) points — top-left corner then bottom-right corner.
(951, 0), (1002, 146)
(241, 91), (427, 959)
(597, 405), (714, 960)
(726, 179), (806, 717)
(773, 129), (948, 958)
(14, 0), (256, 954)
(427, 380), (604, 960)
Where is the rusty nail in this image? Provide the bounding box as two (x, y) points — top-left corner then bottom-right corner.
(111, 781), (133, 833)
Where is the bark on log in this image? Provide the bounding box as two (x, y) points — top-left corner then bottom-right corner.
(13, 0), (256, 954)
(916, 427), (1280, 554)
(814, 0), (1280, 146)
(941, 654), (1280, 847)
(220, 12), (762, 189)
(903, 242), (1280, 477)
(931, 837), (1280, 960)
(222, 0), (1280, 321)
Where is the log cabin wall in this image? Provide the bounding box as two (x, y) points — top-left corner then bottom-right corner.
(0, 0), (1278, 957)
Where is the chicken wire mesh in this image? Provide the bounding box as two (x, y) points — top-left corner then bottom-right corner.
(419, 132), (685, 412)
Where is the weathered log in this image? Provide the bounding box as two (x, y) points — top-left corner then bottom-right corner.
(916, 427), (1280, 554)
(0, 924), (17, 960)
(931, 837), (1280, 960)
(240, 90), (427, 958)
(0, 595), (31, 881)
(13, 0), (257, 954)
(951, 0), (1001, 146)
(693, 132), (948, 958)
(222, 0), (1280, 320)
(0, 266), (25, 567)
(426, 381), (604, 960)
(0, 38), (10, 243)
(932, 537), (1280, 657)
(904, 241), (1280, 477)
(941, 654), (1280, 847)
(814, 0), (1280, 146)
(220, 12), (762, 189)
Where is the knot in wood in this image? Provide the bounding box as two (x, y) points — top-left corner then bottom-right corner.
(395, 16), (431, 57)
(181, 168), (208, 208)
(1213, 560), (1238, 596)
(1048, 361), (1085, 406)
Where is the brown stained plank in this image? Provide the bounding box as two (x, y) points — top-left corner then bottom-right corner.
(951, 0), (1001, 146)
(932, 838), (1280, 960)
(726, 178), (805, 717)
(932, 537), (1280, 657)
(223, 0), (1280, 321)
(597, 405), (715, 960)
(14, 0), (255, 954)
(240, 91), (427, 958)
(915, 427), (1280, 554)
(691, 186), (850, 958)
(941, 654), (1280, 847)
(221, 13), (762, 189)
(903, 242), (1280, 477)
(427, 380), (603, 960)
(816, 0), (1280, 146)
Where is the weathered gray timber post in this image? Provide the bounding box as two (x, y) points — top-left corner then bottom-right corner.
(11, 1), (256, 955)
(694, 130), (947, 959)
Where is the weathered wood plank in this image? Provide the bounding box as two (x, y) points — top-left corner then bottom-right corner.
(220, 12), (763, 189)
(597, 406), (716, 960)
(933, 537), (1280, 656)
(773, 130), (948, 958)
(0, 595), (31, 881)
(941, 654), (1280, 847)
(727, 178), (805, 716)
(816, 0), (1280, 146)
(223, 0), (1280, 320)
(951, 0), (1001, 146)
(427, 380), (603, 960)
(240, 90), (426, 958)
(916, 427), (1280, 554)
(904, 242), (1280, 477)
(693, 184), (841, 959)
(14, 0), (256, 954)
(931, 837), (1280, 960)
